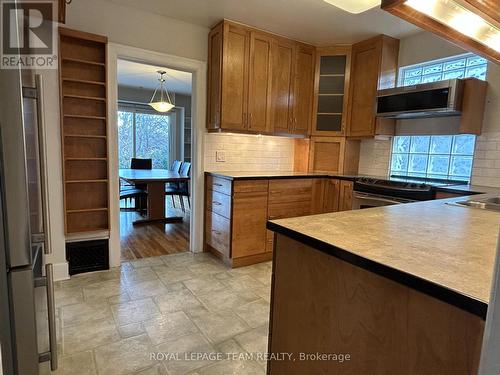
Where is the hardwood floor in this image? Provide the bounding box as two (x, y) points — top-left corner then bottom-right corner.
(120, 197), (190, 261)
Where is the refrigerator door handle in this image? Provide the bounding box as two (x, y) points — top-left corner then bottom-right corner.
(38, 263), (57, 370)
(34, 74), (51, 255)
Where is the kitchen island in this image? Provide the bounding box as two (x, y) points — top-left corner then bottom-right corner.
(267, 195), (500, 374)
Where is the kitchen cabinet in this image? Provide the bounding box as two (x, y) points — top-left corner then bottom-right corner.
(270, 38), (295, 135)
(204, 174), (356, 266)
(312, 46), (351, 136)
(247, 32), (273, 133)
(324, 178), (341, 212)
(339, 180), (353, 211)
(221, 23), (250, 131)
(205, 176), (272, 267)
(292, 44), (315, 136)
(232, 181), (269, 259)
(207, 20), (315, 137)
(308, 136), (360, 174)
(347, 35), (399, 137)
(268, 179), (314, 220)
(204, 175), (328, 267)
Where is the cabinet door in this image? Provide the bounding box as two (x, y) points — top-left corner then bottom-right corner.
(324, 179), (340, 213)
(232, 191), (268, 258)
(311, 179), (326, 215)
(339, 180), (353, 211)
(347, 40), (381, 137)
(221, 23), (250, 131)
(271, 39), (295, 135)
(312, 47), (351, 136)
(247, 32), (273, 133)
(308, 136), (345, 173)
(207, 24), (223, 130)
(292, 45), (315, 135)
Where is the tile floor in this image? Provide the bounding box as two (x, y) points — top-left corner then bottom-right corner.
(39, 252), (272, 375)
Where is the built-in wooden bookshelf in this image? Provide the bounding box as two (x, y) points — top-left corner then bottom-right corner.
(59, 27), (109, 234)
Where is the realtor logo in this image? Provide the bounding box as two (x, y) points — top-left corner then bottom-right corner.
(1, 1), (57, 69)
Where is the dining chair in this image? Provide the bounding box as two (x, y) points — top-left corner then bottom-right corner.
(166, 162), (191, 212)
(171, 160), (182, 173)
(125, 158), (151, 212)
(168, 160), (183, 208)
(131, 158), (152, 170)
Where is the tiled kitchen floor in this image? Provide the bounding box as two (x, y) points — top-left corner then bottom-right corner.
(40, 252), (271, 375)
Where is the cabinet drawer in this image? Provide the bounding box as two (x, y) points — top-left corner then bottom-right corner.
(206, 175), (232, 195)
(268, 200), (312, 220)
(268, 179), (313, 204)
(205, 210), (230, 258)
(206, 189), (231, 219)
(234, 179), (269, 193)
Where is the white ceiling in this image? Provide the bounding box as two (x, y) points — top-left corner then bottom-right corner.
(106, 0), (420, 45)
(117, 59), (192, 95)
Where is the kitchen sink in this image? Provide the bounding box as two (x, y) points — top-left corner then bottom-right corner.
(449, 196), (500, 212)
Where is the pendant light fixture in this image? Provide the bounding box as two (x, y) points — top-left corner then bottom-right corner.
(149, 70), (175, 113)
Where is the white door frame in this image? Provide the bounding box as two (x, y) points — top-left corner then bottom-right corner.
(107, 43), (206, 267)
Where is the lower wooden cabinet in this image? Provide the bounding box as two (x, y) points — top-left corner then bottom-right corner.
(232, 190), (268, 258)
(204, 175), (355, 267)
(339, 180), (354, 211)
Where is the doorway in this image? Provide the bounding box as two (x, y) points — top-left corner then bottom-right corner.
(116, 60), (192, 261)
(107, 43), (207, 267)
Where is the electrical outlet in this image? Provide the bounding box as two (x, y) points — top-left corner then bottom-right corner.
(216, 151), (226, 162)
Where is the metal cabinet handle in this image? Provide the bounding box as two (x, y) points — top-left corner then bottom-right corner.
(35, 74), (51, 255)
(38, 264), (57, 370)
(213, 183), (223, 187)
(212, 230), (221, 235)
(212, 201), (222, 206)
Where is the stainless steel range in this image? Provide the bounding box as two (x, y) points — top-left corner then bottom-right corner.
(352, 176), (463, 209)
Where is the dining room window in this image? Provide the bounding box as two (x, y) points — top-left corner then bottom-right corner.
(118, 105), (173, 169)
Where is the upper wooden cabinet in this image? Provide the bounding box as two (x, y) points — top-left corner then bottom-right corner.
(291, 44), (315, 136)
(207, 20), (315, 137)
(270, 38), (295, 134)
(312, 46), (351, 136)
(347, 35), (399, 137)
(248, 32), (273, 133)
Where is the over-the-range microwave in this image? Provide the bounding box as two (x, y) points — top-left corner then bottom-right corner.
(376, 79), (464, 119)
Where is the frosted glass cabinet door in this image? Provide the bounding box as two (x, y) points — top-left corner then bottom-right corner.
(312, 48), (350, 136)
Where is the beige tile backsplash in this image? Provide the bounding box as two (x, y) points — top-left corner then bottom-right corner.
(204, 132), (295, 172)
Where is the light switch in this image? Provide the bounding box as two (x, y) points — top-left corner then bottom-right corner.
(216, 151), (226, 162)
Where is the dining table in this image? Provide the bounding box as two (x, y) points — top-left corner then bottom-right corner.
(119, 168), (190, 225)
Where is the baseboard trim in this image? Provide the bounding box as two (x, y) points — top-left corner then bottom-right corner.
(51, 261), (69, 281)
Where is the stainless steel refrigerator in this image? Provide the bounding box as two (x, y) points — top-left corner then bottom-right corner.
(0, 53), (57, 375)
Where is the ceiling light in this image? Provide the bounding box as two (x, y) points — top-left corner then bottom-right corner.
(323, 0), (381, 14)
(405, 0), (500, 53)
(149, 70), (175, 113)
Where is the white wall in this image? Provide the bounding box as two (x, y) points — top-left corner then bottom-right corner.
(358, 31), (500, 187)
(204, 133), (295, 172)
(65, 0), (209, 62)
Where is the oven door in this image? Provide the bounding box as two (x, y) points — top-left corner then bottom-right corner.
(352, 191), (415, 209)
